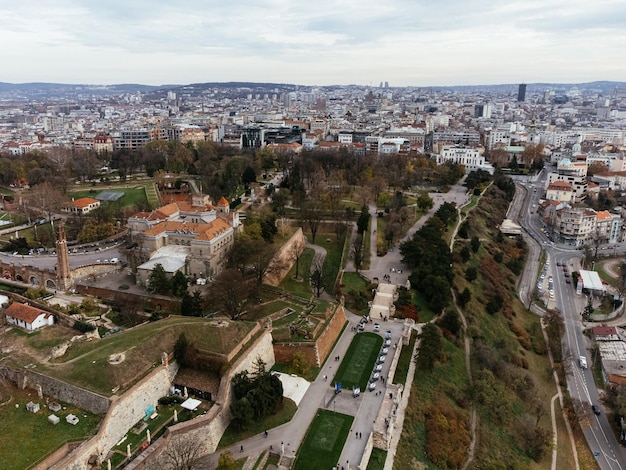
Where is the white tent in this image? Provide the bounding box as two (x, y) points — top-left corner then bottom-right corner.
(181, 398), (201, 411)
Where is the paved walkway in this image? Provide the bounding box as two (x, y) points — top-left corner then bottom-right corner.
(203, 180), (471, 469)
(202, 311), (407, 469)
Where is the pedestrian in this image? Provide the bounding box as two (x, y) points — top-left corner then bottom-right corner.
(356, 431), (358, 438)
(264, 430), (268, 438)
(240, 445), (244, 453)
(359, 432), (362, 439)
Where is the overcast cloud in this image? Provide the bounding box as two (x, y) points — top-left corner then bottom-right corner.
(1, 0), (624, 86)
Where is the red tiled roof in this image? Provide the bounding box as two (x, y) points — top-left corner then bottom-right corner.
(73, 197), (99, 208)
(592, 326), (617, 336)
(5, 302), (51, 324)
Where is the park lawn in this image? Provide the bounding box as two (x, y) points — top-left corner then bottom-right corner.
(341, 272), (368, 293)
(279, 248), (315, 297)
(0, 385), (101, 470)
(367, 448), (387, 470)
(390, 329), (417, 386)
(293, 409), (353, 470)
(217, 399), (297, 449)
(315, 232), (346, 293)
(332, 332), (383, 390)
(17, 317), (257, 395)
(67, 184), (149, 209)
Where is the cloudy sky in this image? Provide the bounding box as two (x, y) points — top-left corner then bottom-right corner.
(1, 0), (624, 87)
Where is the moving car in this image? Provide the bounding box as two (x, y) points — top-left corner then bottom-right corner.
(591, 404), (601, 415)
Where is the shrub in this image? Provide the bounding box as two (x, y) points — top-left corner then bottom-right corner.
(73, 320), (95, 333)
(158, 395), (185, 406)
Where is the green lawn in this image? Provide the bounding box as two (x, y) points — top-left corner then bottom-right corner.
(367, 448), (388, 470)
(67, 184), (150, 209)
(293, 409), (353, 470)
(390, 329), (416, 385)
(23, 317), (257, 395)
(0, 385), (101, 470)
(217, 399), (297, 449)
(316, 232), (346, 293)
(332, 332), (383, 390)
(280, 248), (315, 297)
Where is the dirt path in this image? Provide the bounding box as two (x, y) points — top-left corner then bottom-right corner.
(449, 191), (481, 470)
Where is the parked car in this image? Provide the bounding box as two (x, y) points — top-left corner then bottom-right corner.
(373, 323), (380, 333)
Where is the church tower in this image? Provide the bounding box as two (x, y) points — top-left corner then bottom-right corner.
(55, 224), (72, 290)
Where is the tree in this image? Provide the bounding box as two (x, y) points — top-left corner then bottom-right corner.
(470, 235), (481, 253)
(310, 261), (325, 297)
(173, 333), (188, 364)
(416, 323), (443, 371)
(171, 271), (189, 298)
(439, 309), (461, 335)
(465, 266), (478, 282)
(147, 264), (171, 295)
(301, 200), (323, 243)
(356, 205), (370, 234)
(352, 232), (364, 273)
(242, 166), (257, 184)
(416, 191), (433, 212)
(211, 269), (252, 320)
(156, 436), (203, 470)
(290, 352), (311, 376)
(216, 451), (237, 470)
(77, 220), (116, 244)
(27, 182), (67, 222)
(180, 291), (203, 317)
(457, 287), (471, 307)
(291, 237), (305, 280)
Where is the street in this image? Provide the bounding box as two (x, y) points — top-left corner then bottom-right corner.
(513, 170), (626, 469)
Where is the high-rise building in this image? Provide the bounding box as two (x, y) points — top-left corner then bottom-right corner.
(518, 83), (527, 102)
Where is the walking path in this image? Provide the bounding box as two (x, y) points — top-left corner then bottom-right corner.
(202, 179), (472, 470)
(202, 309), (406, 469)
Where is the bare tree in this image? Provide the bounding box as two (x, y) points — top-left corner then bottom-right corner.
(156, 436), (204, 470)
(211, 268), (253, 320)
(310, 261), (325, 297)
(291, 237), (305, 280)
(301, 200), (323, 243)
(352, 232), (364, 273)
(27, 182), (68, 222)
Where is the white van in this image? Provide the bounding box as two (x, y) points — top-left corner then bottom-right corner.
(579, 356), (587, 369)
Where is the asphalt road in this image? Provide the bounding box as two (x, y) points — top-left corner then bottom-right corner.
(0, 242), (124, 270)
(513, 172), (626, 469)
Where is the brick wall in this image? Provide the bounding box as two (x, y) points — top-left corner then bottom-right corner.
(272, 305), (347, 367)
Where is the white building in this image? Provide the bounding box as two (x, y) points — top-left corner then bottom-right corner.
(436, 145), (494, 174)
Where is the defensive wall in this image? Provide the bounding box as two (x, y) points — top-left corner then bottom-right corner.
(273, 304), (347, 367)
(0, 258), (119, 291)
(263, 227), (305, 286)
(1, 368), (110, 415)
(44, 362), (179, 470)
(129, 328), (276, 469)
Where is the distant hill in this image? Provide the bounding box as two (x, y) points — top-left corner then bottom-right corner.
(1, 80), (625, 100)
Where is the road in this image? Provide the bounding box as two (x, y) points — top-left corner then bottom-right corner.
(0, 241), (124, 270)
(513, 171), (626, 469)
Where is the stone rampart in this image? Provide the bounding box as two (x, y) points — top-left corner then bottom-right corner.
(129, 329), (276, 469)
(46, 363), (179, 470)
(1, 368), (110, 415)
(264, 227), (305, 286)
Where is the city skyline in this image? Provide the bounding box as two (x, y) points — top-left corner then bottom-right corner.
(1, 0), (625, 87)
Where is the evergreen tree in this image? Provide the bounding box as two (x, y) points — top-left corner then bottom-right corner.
(147, 263), (171, 295)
